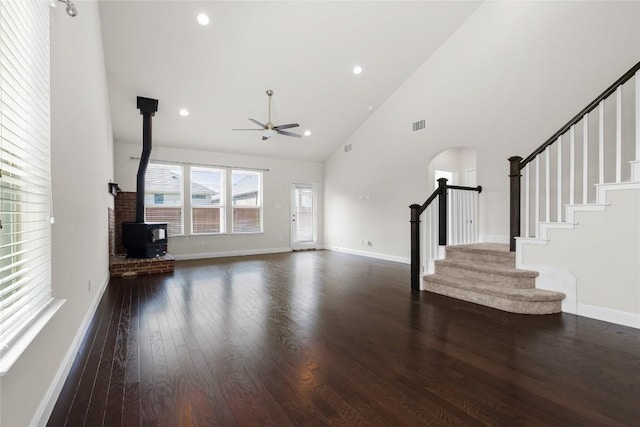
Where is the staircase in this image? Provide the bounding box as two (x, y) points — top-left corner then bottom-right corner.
(410, 62), (639, 321)
(423, 243), (564, 314)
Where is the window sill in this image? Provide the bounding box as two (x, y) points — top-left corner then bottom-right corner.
(175, 232), (265, 237)
(230, 232), (264, 236)
(0, 299), (65, 376)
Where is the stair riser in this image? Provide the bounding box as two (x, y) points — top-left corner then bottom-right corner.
(434, 264), (535, 289)
(445, 250), (515, 267)
(424, 281), (561, 315)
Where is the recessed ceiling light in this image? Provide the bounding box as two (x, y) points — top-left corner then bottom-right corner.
(179, 109), (189, 117)
(353, 65), (363, 75)
(304, 130), (312, 136)
(197, 13), (210, 26)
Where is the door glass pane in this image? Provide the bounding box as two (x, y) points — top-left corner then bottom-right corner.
(295, 187), (313, 242)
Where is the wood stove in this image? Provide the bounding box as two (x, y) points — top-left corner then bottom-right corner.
(122, 96), (168, 258)
(122, 222), (167, 258)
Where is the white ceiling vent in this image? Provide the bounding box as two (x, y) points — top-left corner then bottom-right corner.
(412, 119), (426, 132)
(344, 144), (352, 153)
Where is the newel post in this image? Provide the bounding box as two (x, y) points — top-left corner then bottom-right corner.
(409, 204), (421, 291)
(508, 156), (523, 252)
(437, 178), (448, 246)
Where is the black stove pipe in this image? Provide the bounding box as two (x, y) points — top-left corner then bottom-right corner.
(135, 96), (159, 223)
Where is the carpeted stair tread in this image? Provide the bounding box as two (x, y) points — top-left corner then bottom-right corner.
(424, 274), (564, 302)
(423, 243), (564, 314)
(445, 243), (515, 266)
(434, 258), (538, 278)
(446, 243), (512, 255)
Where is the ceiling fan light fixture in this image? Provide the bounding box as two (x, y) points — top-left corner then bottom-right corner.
(232, 90), (302, 140)
(179, 109), (189, 117)
(304, 130), (311, 136)
(353, 65), (363, 75)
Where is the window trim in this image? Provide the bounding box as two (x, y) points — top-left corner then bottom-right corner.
(0, 0), (65, 375)
(140, 164), (264, 237)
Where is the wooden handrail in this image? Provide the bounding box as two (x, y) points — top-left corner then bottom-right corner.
(415, 184), (482, 215)
(520, 61), (640, 169)
(509, 60), (640, 251)
(410, 179), (483, 290)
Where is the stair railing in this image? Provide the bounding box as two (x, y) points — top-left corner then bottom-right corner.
(410, 178), (482, 290)
(509, 61), (640, 251)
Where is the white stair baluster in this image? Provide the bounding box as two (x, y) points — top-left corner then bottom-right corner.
(599, 100), (605, 184)
(570, 125), (575, 205)
(456, 190), (461, 244)
(557, 136), (563, 222)
(583, 114), (589, 203)
(545, 148), (550, 222)
(474, 191), (479, 241)
(430, 205), (435, 263)
(450, 191), (456, 244)
(469, 192), (473, 243)
(535, 156), (540, 238)
(524, 165), (530, 238)
(636, 71), (640, 171)
(447, 192), (452, 245)
(467, 191), (473, 243)
(616, 86), (622, 183)
(431, 199), (440, 259)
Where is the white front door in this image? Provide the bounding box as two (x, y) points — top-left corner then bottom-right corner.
(291, 183), (316, 250)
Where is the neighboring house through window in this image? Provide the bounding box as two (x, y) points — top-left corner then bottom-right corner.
(143, 164), (262, 237)
(191, 166), (224, 234)
(232, 170), (262, 233)
(144, 163), (183, 235)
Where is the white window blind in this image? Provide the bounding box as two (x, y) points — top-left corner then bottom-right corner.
(144, 163), (183, 235)
(191, 166), (224, 234)
(0, 0), (53, 353)
(232, 170), (262, 233)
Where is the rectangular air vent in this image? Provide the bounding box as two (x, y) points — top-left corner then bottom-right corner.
(344, 144), (352, 153)
(412, 119), (426, 132)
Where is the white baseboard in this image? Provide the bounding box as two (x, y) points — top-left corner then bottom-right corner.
(325, 245), (410, 264)
(479, 234), (509, 244)
(31, 272), (110, 427)
(173, 247), (292, 261)
(577, 303), (640, 329)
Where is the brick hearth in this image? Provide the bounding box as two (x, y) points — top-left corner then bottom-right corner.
(110, 254), (175, 278)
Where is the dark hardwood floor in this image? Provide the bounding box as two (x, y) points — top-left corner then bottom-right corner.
(48, 250), (640, 426)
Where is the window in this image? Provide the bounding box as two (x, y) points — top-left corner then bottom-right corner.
(232, 170), (262, 233)
(144, 163), (183, 235)
(191, 167), (224, 234)
(0, 0), (57, 370)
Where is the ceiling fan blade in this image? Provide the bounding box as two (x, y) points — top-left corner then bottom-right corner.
(248, 118), (266, 128)
(277, 130), (302, 138)
(232, 128), (263, 131)
(273, 123), (299, 130)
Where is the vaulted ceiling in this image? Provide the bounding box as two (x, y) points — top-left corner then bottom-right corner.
(99, 1), (481, 162)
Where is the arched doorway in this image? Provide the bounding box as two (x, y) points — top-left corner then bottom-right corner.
(428, 147), (477, 189)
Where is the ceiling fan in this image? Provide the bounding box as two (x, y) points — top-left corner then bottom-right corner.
(232, 89), (302, 140)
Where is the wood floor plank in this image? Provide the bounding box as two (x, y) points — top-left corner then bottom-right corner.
(49, 251), (640, 426)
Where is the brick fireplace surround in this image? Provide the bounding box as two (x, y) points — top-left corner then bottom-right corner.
(109, 191), (175, 277)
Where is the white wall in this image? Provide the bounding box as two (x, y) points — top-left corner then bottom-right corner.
(0, 3), (115, 426)
(114, 142), (324, 258)
(521, 188), (640, 327)
(324, 1), (640, 258)
(428, 147), (477, 188)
